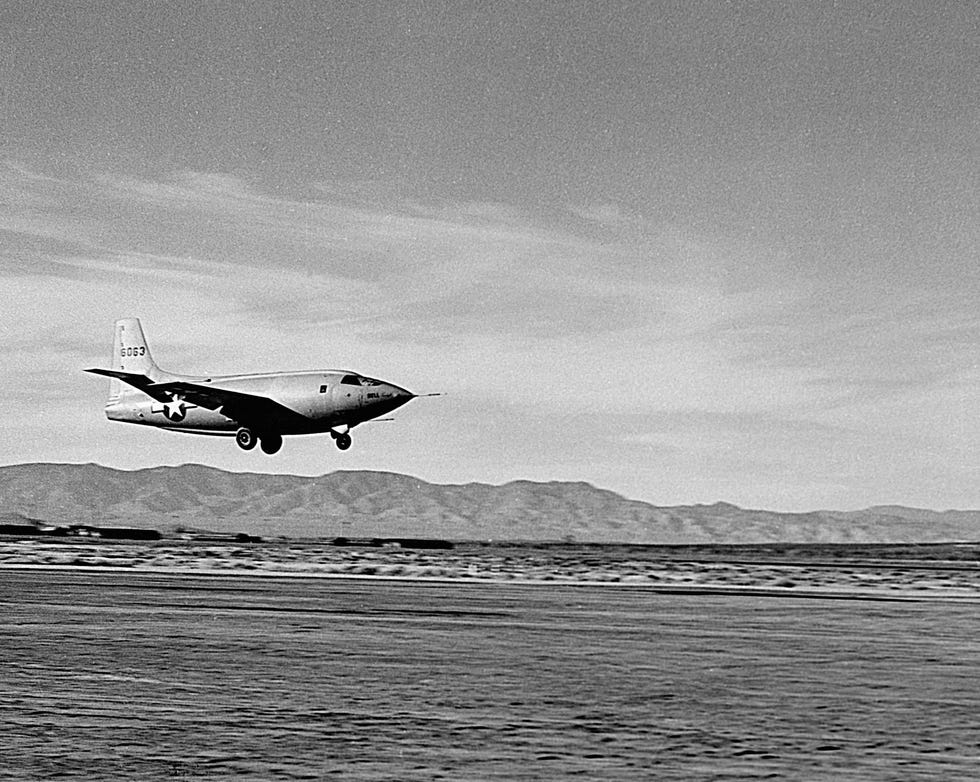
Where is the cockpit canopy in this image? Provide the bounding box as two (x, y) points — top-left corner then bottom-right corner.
(340, 374), (382, 386)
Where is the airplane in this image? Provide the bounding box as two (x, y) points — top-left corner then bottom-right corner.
(85, 318), (421, 455)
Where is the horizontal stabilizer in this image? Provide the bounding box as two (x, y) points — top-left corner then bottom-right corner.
(84, 368), (156, 392)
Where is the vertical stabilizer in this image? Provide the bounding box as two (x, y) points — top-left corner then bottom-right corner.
(107, 318), (163, 401)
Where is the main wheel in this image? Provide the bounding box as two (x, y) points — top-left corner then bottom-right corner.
(335, 433), (352, 451)
(260, 433), (283, 455)
(236, 428), (257, 451)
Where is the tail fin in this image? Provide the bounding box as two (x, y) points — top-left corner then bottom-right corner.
(108, 318), (163, 401)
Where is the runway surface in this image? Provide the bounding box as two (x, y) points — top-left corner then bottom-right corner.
(2, 569), (979, 780)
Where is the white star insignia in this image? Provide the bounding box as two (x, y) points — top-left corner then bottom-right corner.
(163, 400), (187, 422)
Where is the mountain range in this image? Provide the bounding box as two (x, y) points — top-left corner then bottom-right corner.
(0, 462), (978, 544)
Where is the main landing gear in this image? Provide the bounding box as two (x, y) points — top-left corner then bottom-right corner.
(236, 428), (282, 455)
(260, 433), (282, 455)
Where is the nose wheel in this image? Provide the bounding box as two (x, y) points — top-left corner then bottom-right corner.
(334, 433), (352, 450)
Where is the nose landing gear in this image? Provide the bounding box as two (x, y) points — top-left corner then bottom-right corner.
(330, 428), (352, 450)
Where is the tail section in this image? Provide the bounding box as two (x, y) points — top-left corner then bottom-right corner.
(107, 318), (163, 402)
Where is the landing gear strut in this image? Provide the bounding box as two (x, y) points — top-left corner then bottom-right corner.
(236, 428), (257, 451)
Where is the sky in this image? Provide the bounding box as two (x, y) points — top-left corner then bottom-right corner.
(0, 1), (977, 511)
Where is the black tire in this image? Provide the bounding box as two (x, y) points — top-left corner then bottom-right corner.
(260, 434), (283, 455)
(236, 428), (257, 451)
(335, 433), (352, 451)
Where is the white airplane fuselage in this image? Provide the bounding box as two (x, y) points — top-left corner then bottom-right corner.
(87, 318), (416, 454)
(107, 370), (412, 435)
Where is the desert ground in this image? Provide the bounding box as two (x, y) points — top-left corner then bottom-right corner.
(3, 565), (979, 780)
(2, 537), (980, 598)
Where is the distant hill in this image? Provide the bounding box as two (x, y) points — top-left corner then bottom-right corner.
(0, 463), (978, 544)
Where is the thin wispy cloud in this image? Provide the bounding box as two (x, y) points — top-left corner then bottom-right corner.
(2, 167), (679, 337)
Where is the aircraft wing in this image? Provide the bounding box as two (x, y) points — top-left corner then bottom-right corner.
(145, 380), (310, 431)
(86, 369), (310, 430)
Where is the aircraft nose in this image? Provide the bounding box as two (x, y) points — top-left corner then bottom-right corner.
(389, 384), (415, 406)
(359, 381), (417, 419)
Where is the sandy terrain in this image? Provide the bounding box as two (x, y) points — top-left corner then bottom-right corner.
(4, 570), (980, 780)
(3, 538), (980, 599)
